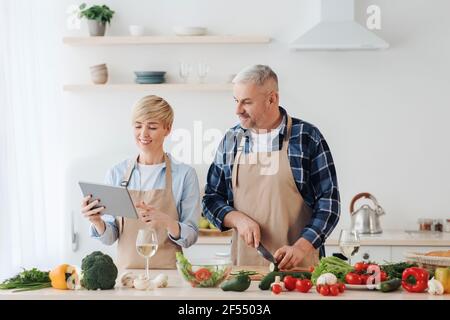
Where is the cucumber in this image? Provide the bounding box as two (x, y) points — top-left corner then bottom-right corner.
(259, 271), (311, 290)
(221, 274), (251, 292)
(379, 278), (402, 292)
(269, 263), (279, 272)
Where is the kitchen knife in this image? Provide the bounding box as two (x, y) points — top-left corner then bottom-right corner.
(256, 243), (278, 266)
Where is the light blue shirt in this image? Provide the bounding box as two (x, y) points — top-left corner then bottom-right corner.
(90, 154), (200, 248)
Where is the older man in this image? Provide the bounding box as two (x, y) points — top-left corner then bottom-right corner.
(203, 65), (340, 269)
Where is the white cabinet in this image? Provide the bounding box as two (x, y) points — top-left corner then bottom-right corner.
(183, 243), (231, 261)
(325, 245), (390, 263)
(326, 245), (450, 263)
(355, 246), (391, 263)
(324, 245), (340, 257)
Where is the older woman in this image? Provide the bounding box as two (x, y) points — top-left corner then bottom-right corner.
(81, 95), (200, 270)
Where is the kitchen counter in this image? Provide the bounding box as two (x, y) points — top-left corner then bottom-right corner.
(198, 229), (450, 247)
(325, 229), (450, 246)
(196, 236), (231, 245)
(0, 269), (448, 300)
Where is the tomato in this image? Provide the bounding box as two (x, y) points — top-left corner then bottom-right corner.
(272, 283), (282, 295)
(345, 272), (362, 285)
(303, 279), (313, 291)
(296, 279), (313, 293)
(360, 274), (370, 285)
(283, 276), (297, 291)
(309, 266), (315, 273)
(354, 262), (368, 272)
(329, 284), (340, 296)
(338, 283), (346, 293)
(194, 268), (212, 282)
(316, 284), (322, 293)
(380, 271), (388, 282)
(319, 285), (330, 296)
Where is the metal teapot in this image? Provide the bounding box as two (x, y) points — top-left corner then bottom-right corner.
(350, 192), (385, 234)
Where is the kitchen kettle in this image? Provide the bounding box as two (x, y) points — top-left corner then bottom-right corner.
(350, 192), (385, 234)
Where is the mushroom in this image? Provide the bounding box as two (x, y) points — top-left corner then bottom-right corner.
(119, 271), (137, 288)
(133, 274), (155, 291)
(152, 273), (168, 288)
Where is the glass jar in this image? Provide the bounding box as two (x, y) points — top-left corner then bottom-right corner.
(418, 218), (433, 231)
(445, 219), (450, 233)
(433, 219), (444, 232)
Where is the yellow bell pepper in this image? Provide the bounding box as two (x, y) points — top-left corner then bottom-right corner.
(49, 264), (78, 290)
(434, 267), (450, 294)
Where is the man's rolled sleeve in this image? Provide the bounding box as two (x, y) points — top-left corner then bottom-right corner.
(202, 162), (235, 231)
(202, 135), (236, 231)
(301, 134), (340, 250)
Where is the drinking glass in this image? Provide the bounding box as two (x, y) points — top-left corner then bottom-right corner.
(136, 228), (158, 279)
(197, 62), (210, 83)
(338, 229), (360, 266)
(179, 62), (192, 83)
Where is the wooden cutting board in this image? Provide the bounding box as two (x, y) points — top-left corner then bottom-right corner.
(227, 265), (311, 281)
(229, 266), (270, 280)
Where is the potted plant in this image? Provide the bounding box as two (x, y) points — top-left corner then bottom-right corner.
(79, 3), (115, 36)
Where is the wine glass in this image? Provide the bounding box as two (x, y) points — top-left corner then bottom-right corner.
(136, 228), (158, 279)
(338, 229), (360, 266)
(179, 62), (191, 83)
(197, 62), (210, 83)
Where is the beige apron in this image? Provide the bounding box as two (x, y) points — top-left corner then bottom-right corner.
(116, 153), (181, 270)
(231, 115), (319, 267)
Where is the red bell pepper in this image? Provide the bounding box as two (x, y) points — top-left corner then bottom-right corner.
(401, 267), (429, 293)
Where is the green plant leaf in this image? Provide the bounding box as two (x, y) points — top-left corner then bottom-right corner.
(79, 4), (114, 24)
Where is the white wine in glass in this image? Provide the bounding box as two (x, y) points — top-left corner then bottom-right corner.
(338, 229), (360, 266)
(136, 243), (158, 258)
(136, 228), (158, 279)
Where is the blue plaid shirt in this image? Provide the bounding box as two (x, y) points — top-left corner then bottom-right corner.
(202, 107), (340, 256)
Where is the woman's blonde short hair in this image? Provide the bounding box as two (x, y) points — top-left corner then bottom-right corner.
(131, 95), (174, 128)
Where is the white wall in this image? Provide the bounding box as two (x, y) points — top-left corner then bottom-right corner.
(57, 0), (450, 263)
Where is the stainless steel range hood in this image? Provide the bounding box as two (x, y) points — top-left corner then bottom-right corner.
(290, 0), (389, 51)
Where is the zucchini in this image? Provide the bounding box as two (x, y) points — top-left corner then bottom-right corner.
(379, 278), (402, 292)
(259, 271), (311, 290)
(221, 274), (251, 292)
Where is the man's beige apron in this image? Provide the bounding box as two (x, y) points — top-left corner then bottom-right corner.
(231, 115), (319, 267)
(116, 153), (181, 270)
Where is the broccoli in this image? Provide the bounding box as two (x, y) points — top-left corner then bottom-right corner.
(80, 251), (118, 290)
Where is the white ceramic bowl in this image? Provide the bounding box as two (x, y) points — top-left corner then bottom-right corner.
(173, 26), (207, 36)
(129, 25), (145, 36)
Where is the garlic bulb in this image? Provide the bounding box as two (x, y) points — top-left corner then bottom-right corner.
(428, 279), (444, 295)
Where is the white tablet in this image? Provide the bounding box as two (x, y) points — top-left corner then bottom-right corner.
(79, 181), (139, 219)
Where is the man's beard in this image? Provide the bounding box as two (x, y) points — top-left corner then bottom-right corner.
(239, 116), (255, 129)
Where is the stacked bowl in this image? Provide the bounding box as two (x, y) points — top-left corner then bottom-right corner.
(134, 71), (166, 84)
(90, 64), (108, 84)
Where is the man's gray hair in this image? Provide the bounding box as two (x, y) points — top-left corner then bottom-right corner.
(232, 64), (279, 91)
